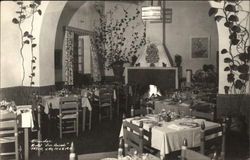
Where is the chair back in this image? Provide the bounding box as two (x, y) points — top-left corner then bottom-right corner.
(190, 103), (216, 121)
(181, 139), (210, 160)
(200, 122), (226, 160)
(58, 96), (79, 139)
(59, 96), (79, 115)
(0, 111), (19, 160)
(123, 120), (151, 154)
(99, 88), (113, 107)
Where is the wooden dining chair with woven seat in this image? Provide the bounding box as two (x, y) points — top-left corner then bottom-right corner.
(0, 111), (19, 160)
(98, 88), (113, 122)
(199, 121), (226, 160)
(123, 120), (152, 155)
(58, 96), (79, 139)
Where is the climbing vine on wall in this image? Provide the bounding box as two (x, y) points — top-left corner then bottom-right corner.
(12, 1), (42, 86)
(209, 0), (250, 94)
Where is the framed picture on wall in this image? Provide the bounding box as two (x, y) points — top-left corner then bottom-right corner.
(190, 36), (210, 59)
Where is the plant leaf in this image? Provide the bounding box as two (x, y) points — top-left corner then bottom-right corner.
(230, 64), (238, 71)
(12, 18), (19, 24)
(238, 64), (249, 73)
(229, 32), (237, 39)
(231, 25), (241, 33)
(239, 53), (248, 62)
(32, 44), (37, 48)
(17, 2), (23, 5)
(37, 9), (42, 15)
(30, 82), (35, 85)
(224, 57), (232, 63)
(221, 49), (228, 54)
(225, 4), (236, 12)
(224, 21), (233, 28)
(29, 3), (36, 8)
(208, 7), (218, 16)
(24, 31), (29, 37)
(239, 73), (249, 81)
(28, 35), (33, 38)
(24, 40), (30, 44)
(224, 66), (230, 71)
(33, 66), (36, 70)
(235, 80), (243, 89)
(228, 15), (239, 22)
(231, 38), (240, 45)
(227, 73), (235, 83)
(214, 15), (224, 22)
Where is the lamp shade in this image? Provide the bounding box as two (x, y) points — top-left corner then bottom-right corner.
(142, 6), (162, 21)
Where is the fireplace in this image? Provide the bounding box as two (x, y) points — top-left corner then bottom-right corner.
(125, 67), (178, 95)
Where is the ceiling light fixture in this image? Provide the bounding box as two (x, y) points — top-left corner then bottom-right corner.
(141, 0), (162, 21)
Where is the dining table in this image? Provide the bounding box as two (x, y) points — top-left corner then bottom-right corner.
(41, 94), (92, 132)
(119, 115), (220, 160)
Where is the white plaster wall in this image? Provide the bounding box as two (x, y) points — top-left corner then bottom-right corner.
(0, 1), (49, 88)
(39, 1), (66, 86)
(147, 1), (218, 79)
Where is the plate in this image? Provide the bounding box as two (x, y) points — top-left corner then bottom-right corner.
(179, 122), (199, 128)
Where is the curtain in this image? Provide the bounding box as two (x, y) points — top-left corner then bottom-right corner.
(64, 30), (74, 85)
(90, 35), (101, 82)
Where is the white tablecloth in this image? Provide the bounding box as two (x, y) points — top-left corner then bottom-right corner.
(119, 116), (220, 159)
(41, 95), (92, 113)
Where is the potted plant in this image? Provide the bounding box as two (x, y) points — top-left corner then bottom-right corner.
(174, 54), (182, 67)
(92, 3), (146, 81)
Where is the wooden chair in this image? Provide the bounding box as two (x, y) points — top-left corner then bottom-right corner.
(181, 139), (211, 160)
(98, 88), (113, 122)
(125, 84), (140, 114)
(190, 103), (216, 121)
(0, 111), (19, 160)
(130, 104), (153, 117)
(122, 120), (151, 154)
(200, 122), (226, 160)
(58, 96), (79, 139)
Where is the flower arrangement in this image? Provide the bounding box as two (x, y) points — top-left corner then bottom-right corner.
(0, 100), (17, 113)
(92, 4), (146, 69)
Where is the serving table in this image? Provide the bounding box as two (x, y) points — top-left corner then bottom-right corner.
(119, 115), (220, 159)
(16, 105), (34, 160)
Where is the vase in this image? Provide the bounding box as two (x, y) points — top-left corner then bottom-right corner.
(112, 62), (124, 82)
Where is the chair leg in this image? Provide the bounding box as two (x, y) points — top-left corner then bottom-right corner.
(60, 118), (62, 139)
(76, 117), (79, 137)
(15, 126), (19, 160)
(99, 111), (101, 122)
(82, 108), (86, 132)
(89, 111), (92, 130)
(110, 105), (112, 120)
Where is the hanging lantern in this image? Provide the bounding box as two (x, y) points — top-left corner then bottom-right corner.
(142, 6), (162, 21)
